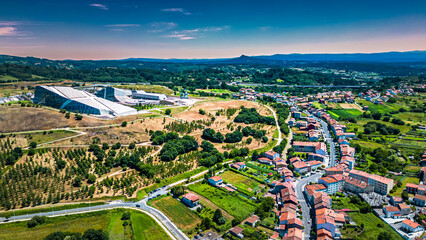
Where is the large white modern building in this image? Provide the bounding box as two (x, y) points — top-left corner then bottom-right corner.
(33, 86), (137, 117)
(132, 90), (167, 100)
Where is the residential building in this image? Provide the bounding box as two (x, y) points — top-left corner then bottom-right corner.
(383, 206), (401, 218)
(401, 219), (424, 233)
(292, 141), (327, 156)
(414, 194), (426, 207)
(229, 226), (244, 239)
(181, 193), (199, 208)
(230, 162), (246, 170)
(245, 215), (259, 227)
(349, 170), (394, 195)
(265, 151), (280, 160)
(398, 203), (411, 215)
(319, 176), (339, 195)
(208, 176), (223, 186)
(344, 177), (374, 194)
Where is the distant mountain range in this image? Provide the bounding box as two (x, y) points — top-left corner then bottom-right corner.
(122, 51), (426, 64)
(0, 51), (425, 75)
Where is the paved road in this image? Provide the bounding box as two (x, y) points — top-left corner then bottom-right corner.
(309, 113), (336, 168)
(294, 173), (322, 240)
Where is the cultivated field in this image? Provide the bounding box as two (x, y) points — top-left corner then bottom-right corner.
(220, 170), (264, 194)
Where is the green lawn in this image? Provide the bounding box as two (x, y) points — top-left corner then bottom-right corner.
(188, 183), (257, 221)
(390, 177), (419, 197)
(132, 210), (170, 240)
(220, 170), (263, 193)
(343, 212), (403, 240)
(0, 209), (170, 240)
(149, 195), (201, 232)
(327, 109), (363, 119)
(109, 210), (133, 240)
(332, 197), (360, 211)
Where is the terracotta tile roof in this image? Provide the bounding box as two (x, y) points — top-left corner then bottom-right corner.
(320, 176), (338, 184)
(246, 215), (259, 224)
(406, 183), (419, 189)
(293, 161), (308, 169)
(414, 194), (426, 201)
(230, 226), (244, 235)
(398, 203), (410, 210)
(287, 218), (303, 226)
(385, 206), (400, 213)
(209, 176), (222, 182)
(182, 193), (199, 202)
(403, 219), (421, 229)
(317, 228), (332, 237)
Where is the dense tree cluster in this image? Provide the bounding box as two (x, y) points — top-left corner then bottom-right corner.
(242, 126), (267, 140)
(198, 141), (224, 167)
(271, 103), (290, 135)
(44, 229), (109, 240)
(159, 135), (199, 162)
(234, 107), (274, 125)
(363, 122), (400, 135)
(224, 130), (244, 143)
(252, 68), (348, 85)
(202, 128), (225, 143)
(255, 197), (275, 219)
(149, 131), (179, 145)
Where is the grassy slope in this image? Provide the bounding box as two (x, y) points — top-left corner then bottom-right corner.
(343, 212), (403, 240)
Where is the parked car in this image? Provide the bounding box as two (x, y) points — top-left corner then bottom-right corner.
(136, 204), (140, 207)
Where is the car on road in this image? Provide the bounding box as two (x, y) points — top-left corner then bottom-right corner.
(136, 204), (140, 207)
(308, 220), (311, 224)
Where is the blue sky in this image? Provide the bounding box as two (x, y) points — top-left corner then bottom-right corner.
(0, 0), (426, 59)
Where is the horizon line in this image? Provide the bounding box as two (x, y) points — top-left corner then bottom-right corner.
(1, 49), (426, 61)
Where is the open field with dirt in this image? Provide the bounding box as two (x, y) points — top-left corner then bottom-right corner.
(47, 116), (175, 147)
(174, 100), (276, 152)
(0, 104), (151, 133)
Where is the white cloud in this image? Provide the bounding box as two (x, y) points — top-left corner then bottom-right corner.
(165, 34), (196, 40)
(0, 27), (18, 36)
(161, 8), (191, 15)
(89, 3), (109, 10)
(0, 21), (20, 26)
(148, 22), (178, 33)
(164, 26), (230, 40)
